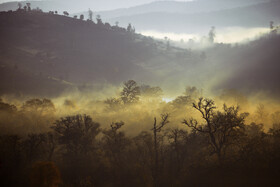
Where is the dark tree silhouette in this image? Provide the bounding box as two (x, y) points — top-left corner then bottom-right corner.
(152, 113), (169, 187)
(102, 122), (128, 167)
(183, 98), (248, 162)
(22, 133), (46, 162)
(52, 115), (100, 185)
(96, 14), (102, 24)
(52, 114), (100, 155)
(63, 11), (69, 16)
(26, 3), (31, 11)
(121, 80), (140, 104)
(80, 14), (84, 20)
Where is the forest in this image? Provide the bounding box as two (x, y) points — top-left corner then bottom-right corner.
(0, 1), (280, 186)
(1, 80), (280, 186)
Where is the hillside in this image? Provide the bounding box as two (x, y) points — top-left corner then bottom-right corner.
(0, 9), (279, 99)
(0, 10), (195, 96)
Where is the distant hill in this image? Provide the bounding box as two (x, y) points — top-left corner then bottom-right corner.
(0, 10), (195, 96)
(103, 0), (279, 33)
(0, 1), (62, 12)
(96, 0), (267, 19)
(1, 0), (274, 33)
(0, 0), (267, 18)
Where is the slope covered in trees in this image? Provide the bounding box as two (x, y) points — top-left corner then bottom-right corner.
(0, 7), (279, 100)
(1, 88), (280, 186)
(0, 10), (193, 96)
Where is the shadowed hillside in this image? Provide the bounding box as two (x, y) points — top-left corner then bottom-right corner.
(0, 10), (194, 96)
(0, 8), (279, 100)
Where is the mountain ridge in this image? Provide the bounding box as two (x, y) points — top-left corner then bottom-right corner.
(104, 0), (280, 33)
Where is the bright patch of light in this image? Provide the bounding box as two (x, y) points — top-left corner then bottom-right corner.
(140, 27), (270, 44)
(162, 97), (173, 103)
(140, 30), (200, 42)
(215, 27), (270, 43)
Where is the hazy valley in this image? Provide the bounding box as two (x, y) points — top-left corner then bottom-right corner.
(0, 1), (280, 186)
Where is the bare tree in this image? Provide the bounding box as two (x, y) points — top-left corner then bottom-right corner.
(152, 113), (169, 187)
(182, 98), (248, 162)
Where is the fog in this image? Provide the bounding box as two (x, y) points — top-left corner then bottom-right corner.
(0, 0), (280, 186)
(141, 27), (269, 45)
(0, 0), (194, 12)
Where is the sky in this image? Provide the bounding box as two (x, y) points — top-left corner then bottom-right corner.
(0, 0), (193, 10)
